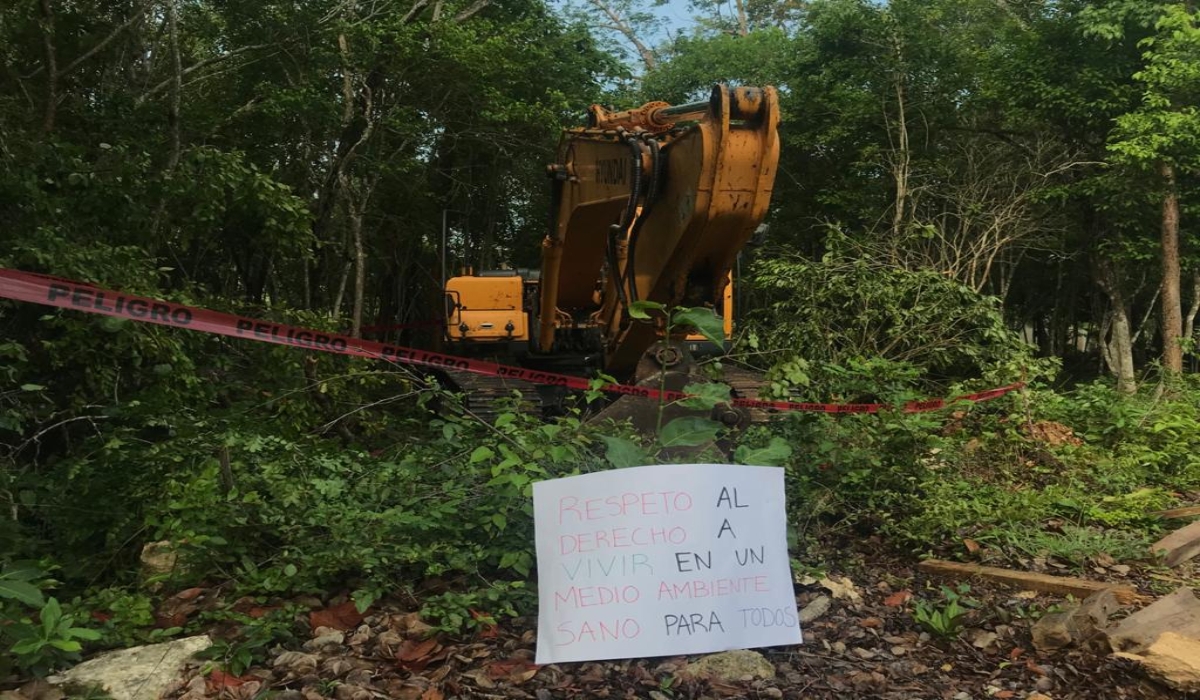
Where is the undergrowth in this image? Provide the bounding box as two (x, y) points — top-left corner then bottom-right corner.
(4, 274), (1200, 676)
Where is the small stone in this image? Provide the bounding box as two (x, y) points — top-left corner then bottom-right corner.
(1112, 564), (1131, 575)
(971, 630), (999, 649)
(139, 540), (180, 580)
(649, 692), (671, 700)
(1035, 677), (1055, 692)
(1032, 607), (1077, 652)
(891, 646), (908, 656)
(676, 650), (775, 682)
(851, 647), (876, 660)
(799, 595), (832, 623)
(832, 641), (847, 654)
(762, 689), (783, 699)
(954, 692), (971, 700)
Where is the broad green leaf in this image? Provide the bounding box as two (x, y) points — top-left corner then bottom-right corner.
(734, 437), (794, 466)
(10, 638), (43, 654)
(50, 639), (82, 652)
(1, 561), (44, 582)
(600, 436), (651, 468)
(19, 384), (45, 391)
(659, 416), (722, 448)
(672, 307), (725, 347)
(352, 589), (378, 614)
(469, 446), (495, 463)
(0, 579), (44, 607)
(283, 563), (298, 577)
(677, 382), (731, 410)
(628, 300), (665, 320)
(41, 597), (62, 636)
(69, 627), (103, 641)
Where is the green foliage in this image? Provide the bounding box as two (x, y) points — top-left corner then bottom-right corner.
(734, 437), (794, 467)
(5, 597), (103, 676)
(0, 561), (46, 608)
(745, 238), (1042, 387)
(420, 581), (533, 634)
(912, 584), (976, 639)
(981, 525), (1153, 569)
(671, 307), (726, 348)
(84, 588), (162, 647)
(1, 562), (104, 676)
(1108, 5), (1200, 171)
(659, 416), (722, 448)
(195, 609), (299, 676)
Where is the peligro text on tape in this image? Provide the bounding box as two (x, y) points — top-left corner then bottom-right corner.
(0, 268), (1024, 413)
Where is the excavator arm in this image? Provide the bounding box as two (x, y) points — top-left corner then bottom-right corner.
(536, 84), (780, 377)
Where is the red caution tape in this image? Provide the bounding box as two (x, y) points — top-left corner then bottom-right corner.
(0, 269), (1024, 414)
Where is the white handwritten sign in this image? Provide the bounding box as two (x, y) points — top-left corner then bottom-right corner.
(533, 464), (802, 664)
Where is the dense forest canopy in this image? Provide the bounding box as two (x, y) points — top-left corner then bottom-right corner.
(2, 0), (1200, 681)
(3, 0), (1196, 382)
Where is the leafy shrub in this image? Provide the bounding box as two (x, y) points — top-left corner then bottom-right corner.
(912, 584), (976, 639)
(1, 563), (103, 676)
(742, 233), (1047, 385)
(980, 525), (1153, 569)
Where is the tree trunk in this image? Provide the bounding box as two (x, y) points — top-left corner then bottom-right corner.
(1184, 268), (1199, 347)
(38, 0), (57, 134)
(1095, 259), (1137, 394)
(348, 192), (366, 338)
(1160, 161), (1184, 375)
(888, 32), (910, 263)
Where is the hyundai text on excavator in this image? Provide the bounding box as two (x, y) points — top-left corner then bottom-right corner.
(442, 84), (780, 423)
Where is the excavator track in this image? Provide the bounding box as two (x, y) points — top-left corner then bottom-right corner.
(720, 364), (777, 423)
(443, 369), (545, 423)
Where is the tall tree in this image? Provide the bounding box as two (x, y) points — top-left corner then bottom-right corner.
(1108, 3), (1200, 377)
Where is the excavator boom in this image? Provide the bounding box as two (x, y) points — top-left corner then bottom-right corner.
(443, 85), (780, 417)
(537, 85), (779, 376)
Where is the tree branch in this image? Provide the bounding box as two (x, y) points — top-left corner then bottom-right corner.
(453, 0), (492, 23)
(137, 44), (271, 102)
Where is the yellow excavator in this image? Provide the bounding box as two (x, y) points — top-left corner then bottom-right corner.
(443, 85), (780, 418)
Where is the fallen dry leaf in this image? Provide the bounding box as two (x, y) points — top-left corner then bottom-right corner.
(206, 669), (247, 690)
(397, 638), (441, 663)
(310, 600), (364, 631)
(420, 688), (443, 700)
(883, 590), (913, 607)
(964, 538), (980, 554)
(176, 587), (205, 601)
(485, 657), (539, 683)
